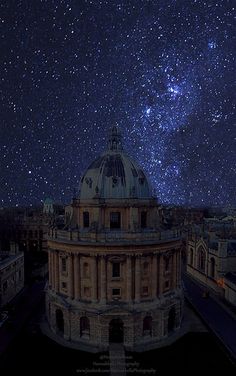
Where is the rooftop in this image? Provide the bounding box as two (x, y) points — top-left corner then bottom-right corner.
(0, 252), (23, 269)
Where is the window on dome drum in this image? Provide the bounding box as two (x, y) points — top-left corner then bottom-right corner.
(61, 257), (67, 273)
(112, 288), (121, 296)
(112, 262), (120, 278)
(141, 211), (147, 228)
(83, 211), (90, 228)
(110, 212), (121, 229)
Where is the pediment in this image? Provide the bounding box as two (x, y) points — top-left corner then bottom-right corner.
(196, 238), (207, 251)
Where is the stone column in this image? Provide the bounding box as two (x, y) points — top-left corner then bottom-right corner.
(172, 251), (177, 289)
(74, 254), (80, 300)
(159, 254), (163, 295)
(152, 254), (157, 299)
(100, 256), (106, 302)
(126, 255), (132, 301)
(55, 251), (59, 292)
(134, 256), (141, 302)
(68, 253), (74, 299)
(51, 251), (54, 288)
(91, 256), (97, 301)
(51, 251), (55, 290)
(48, 250), (52, 288)
(177, 250), (181, 287)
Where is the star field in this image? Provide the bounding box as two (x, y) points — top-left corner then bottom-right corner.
(0, 0), (235, 207)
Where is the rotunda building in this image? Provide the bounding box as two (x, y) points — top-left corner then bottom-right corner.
(46, 126), (183, 352)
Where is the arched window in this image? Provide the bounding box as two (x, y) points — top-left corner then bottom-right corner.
(164, 256), (170, 272)
(189, 249), (193, 266)
(210, 257), (215, 278)
(143, 316), (152, 336)
(61, 257), (67, 273)
(83, 262), (90, 278)
(112, 262), (120, 278)
(168, 308), (176, 333)
(197, 247), (206, 272)
(55, 309), (64, 335)
(80, 316), (90, 338)
(142, 262), (149, 276)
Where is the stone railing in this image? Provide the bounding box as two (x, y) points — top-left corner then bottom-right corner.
(48, 228), (182, 244)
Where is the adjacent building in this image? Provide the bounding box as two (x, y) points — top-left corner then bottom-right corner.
(187, 216), (236, 300)
(224, 272), (236, 306)
(0, 242), (24, 308)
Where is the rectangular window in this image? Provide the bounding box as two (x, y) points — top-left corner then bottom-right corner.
(112, 263), (120, 278)
(83, 212), (90, 228)
(164, 280), (169, 289)
(141, 211), (147, 228)
(112, 288), (121, 296)
(110, 212), (121, 229)
(61, 257), (67, 273)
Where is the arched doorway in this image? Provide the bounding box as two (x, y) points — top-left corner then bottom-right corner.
(109, 318), (124, 343)
(210, 257), (215, 278)
(80, 316), (90, 338)
(168, 307), (176, 333)
(143, 316), (152, 336)
(55, 309), (64, 335)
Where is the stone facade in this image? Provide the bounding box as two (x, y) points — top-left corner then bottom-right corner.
(224, 272), (236, 306)
(46, 127), (183, 352)
(0, 242), (24, 308)
(187, 217), (236, 295)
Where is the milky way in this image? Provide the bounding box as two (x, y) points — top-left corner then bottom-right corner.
(0, 0), (235, 207)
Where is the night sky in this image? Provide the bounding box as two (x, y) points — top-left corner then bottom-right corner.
(0, 0), (235, 207)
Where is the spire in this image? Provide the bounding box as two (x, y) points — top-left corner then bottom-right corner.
(108, 125), (123, 151)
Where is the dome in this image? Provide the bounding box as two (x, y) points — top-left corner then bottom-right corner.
(79, 127), (151, 200)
